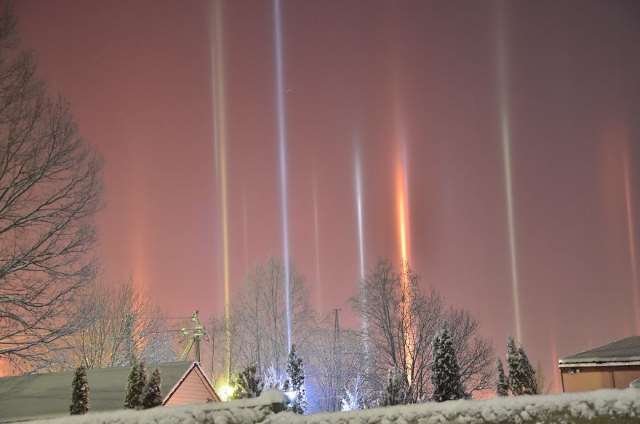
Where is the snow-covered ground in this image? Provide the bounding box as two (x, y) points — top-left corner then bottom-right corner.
(29, 390), (286, 424)
(271, 389), (640, 424)
(29, 389), (640, 424)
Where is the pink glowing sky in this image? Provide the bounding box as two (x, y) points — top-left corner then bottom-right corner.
(15, 0), (640, 391)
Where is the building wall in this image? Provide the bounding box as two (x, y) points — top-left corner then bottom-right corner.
(164, 367), (218, 406)
(561, 366), (640, 392)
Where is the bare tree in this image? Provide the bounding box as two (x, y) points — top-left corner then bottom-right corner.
(446, 308), (494, 394)
(352, 259), (494, 403)
(53, 281), (176, 370)
(0, 7), (102, 367)
(304, 324), (365, 413)
(211, 258), (315, 382)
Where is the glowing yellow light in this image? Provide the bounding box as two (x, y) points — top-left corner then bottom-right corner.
(217, 383), (234, 402)
(210, 0), (231, 380)
(395, 146), (414, 383)
(395, 158), (410, 272)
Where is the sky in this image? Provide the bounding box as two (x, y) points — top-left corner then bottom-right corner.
(14, 0), (640, 391)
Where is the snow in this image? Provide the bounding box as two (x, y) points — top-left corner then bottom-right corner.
(259, 389), (287, 405)
(30, 390), (286, 424)
(30, 388), (640, 424)
(269, 389), (640, 424)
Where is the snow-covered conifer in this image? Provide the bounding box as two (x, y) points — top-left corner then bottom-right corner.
(506, 337), (523, 395)
(124, 361), (147, 409)
(507, 337), (537, 395)
(431, 326), (464, 402)
(496, 359), (508, 397)
(286, 344), (307, 414)
(232, 364), (264, 399)
(517, 346), (537, 395)
(70, 365), (89, 415)
(142, 368), (163, 409)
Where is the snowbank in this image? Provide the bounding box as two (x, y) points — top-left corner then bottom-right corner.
(270, 389), (640, 424)
(30, 390), (286, 424)
(29, 389), (640, 424)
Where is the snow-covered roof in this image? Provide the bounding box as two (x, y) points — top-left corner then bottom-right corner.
(558, 336), (640, 367)
(0, 361), (204, 422)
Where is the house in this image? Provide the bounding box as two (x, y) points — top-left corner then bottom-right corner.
(558, 336), (640, 392)
(0, 361), (219, 423)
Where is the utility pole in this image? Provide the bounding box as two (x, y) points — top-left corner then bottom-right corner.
(210, 331), (215, 379)
(180, 310), (205, 363)
(332, 308), (341, 411)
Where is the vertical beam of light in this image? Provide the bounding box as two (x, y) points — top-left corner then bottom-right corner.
(353, 140), (368, 354)
(392, 97), (413, 381)
(623, 151), (640, 332)
(312, 168), (323, 312)
(242, 187), (250, 274)
(395, 152), (410, 272)
(273, 0), (292, 351)
(354, 144), (366, 284)
(210, 0), (231, 380)
(549, 333), (560, 393)
(496, 2), (523, 342)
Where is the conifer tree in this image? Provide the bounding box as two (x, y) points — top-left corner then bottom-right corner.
(382, 367), (407, 406)
(70, 366), (89, 415)
(232, 364), (263, 399)
(143, 368), (163, 409)
(507, 338), (537, 395)
(506, 337), (523, 395)
(285, 344), (307, 414)
(431, 327), (464, 402)
(124, 361), (147, 409)
(496, 359), (508, 397)
(517, 347), (537, 395)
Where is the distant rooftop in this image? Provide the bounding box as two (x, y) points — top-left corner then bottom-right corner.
(559, 336), (640, 366)
(0, 361), (194, 423)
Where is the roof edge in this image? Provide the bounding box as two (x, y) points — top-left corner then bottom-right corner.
(162, 361), (199, 405)
(559, 355), (640, 364)
(161, 362), (220, 405)
(192, 362), (221, 402)
(559, 360), (640, 368)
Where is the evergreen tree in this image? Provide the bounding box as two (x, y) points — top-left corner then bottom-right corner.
(431, 327), (464, 402)
(142, 368), (163, 409)
(496, 359), (508, 397)
(285, 344), (307, 414)
(382, 367), (407, 406)
(507, 338), (537, 395)
(124, 361), (147, 409)
(232, 364), (263, 399)
(70, 366), (89, 415)
(506, 337), (523, 395)
(517, 347), (537, 395)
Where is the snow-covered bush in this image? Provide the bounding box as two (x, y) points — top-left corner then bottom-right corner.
(270, 389), (640, 424)
(32, 389), (640, 424)
(32, 390), (286, 424)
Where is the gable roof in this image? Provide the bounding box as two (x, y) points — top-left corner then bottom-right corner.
(559, 336), (640, 367)
(0, 361), (205, 423)
(162, 361), (220, 404)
